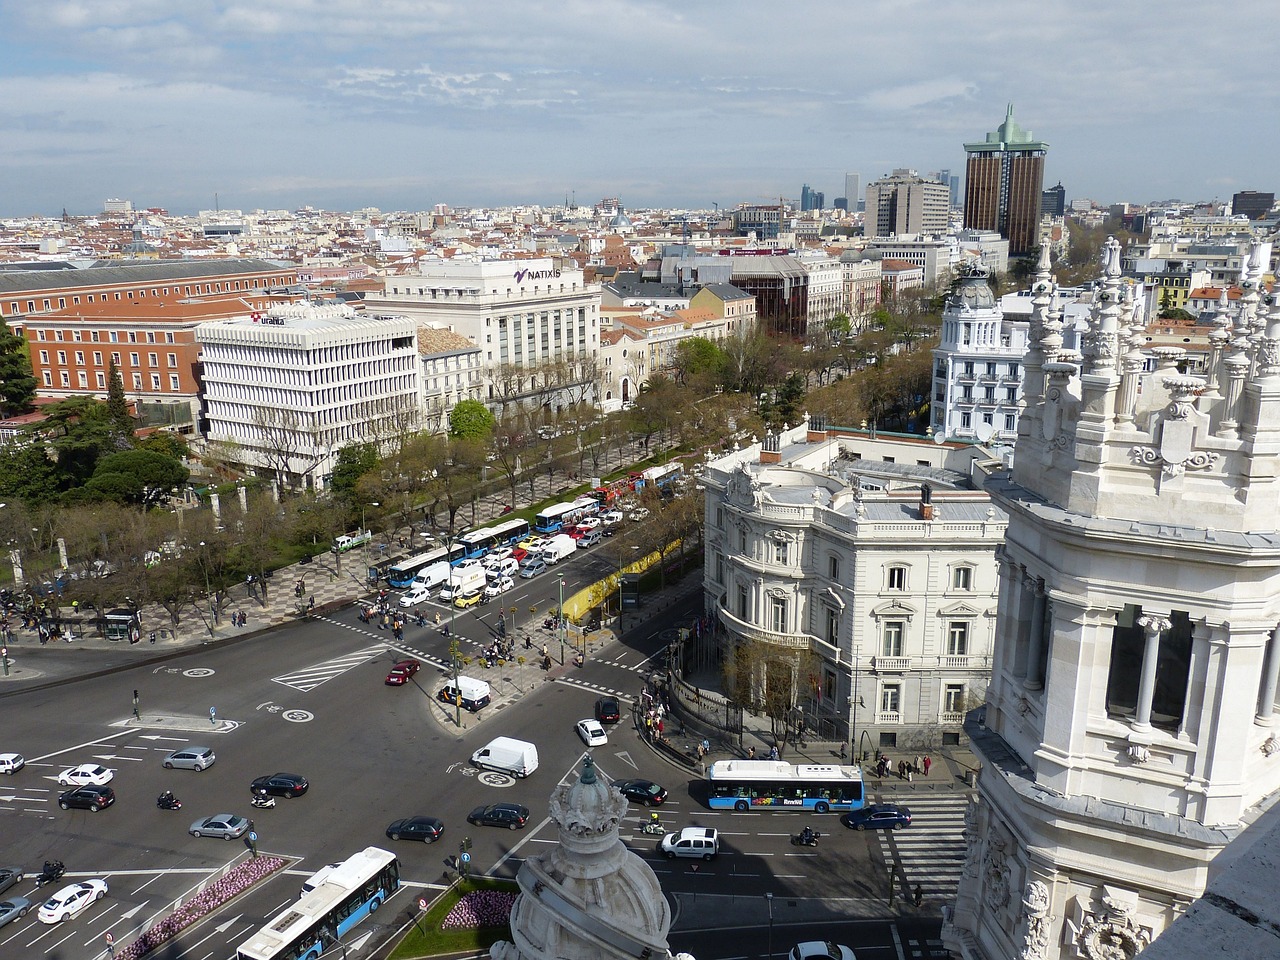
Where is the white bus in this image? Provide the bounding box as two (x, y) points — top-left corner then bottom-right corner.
(235, 847), (401, 960)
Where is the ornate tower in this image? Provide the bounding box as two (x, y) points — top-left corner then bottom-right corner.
(491, 757), (674, 960)
(945, 240), (1280, 959)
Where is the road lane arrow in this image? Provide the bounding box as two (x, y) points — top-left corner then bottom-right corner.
(120, 903), (146, 919)
(214, 914), (241, 933)
(94, 755), (142, 762)
(347, 932), (373, 951)
(139, 736), (188, 742)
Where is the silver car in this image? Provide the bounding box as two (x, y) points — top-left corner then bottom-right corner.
(164, 746), (216, 771)
(189, 814), (249, 840)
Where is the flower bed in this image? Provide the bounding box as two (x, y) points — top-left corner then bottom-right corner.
(117, 855), (285, 959)
(441, 890), (518, 930)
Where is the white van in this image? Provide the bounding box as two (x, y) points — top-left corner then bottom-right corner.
(438, 676), (492, 712)
(539, 533), (577, 564)
(470, 736), (539, 778)
(413, 561), (452, 591)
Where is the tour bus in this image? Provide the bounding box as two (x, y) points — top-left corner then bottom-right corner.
(706, 759), (865, 814)
(236, 846), (401, 960)
(456, 518), (533, 559)
(386, 542), (466, 588)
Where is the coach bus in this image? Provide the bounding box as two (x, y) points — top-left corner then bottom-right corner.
(236, 846), (401, 960)
(456, 518), (533, 559)
(386, 542), (466, 588)
(706, 760), (864, 814)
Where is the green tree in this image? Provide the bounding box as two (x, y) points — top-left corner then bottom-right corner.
(671, 337), (726, 389)
(330, 442), (379, 500)
(0, 327), (36, 416)
(448, 399), (495, 441)
(106, 358), (134, 442)
(0, 440), (62, 503)
(41, 396), (123, 490)
(83, 450), (189, 506)
(138, 431), (190, 461)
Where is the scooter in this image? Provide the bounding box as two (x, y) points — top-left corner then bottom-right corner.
(791, 829), (821, 847)
(36, 860), (65, 887)
(640, 821), (665, 836)
(156, 792), (182, 810)
(251, 793), (277, 809)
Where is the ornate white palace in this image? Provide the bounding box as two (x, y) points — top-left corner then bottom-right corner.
(945, 240), (1280, 959)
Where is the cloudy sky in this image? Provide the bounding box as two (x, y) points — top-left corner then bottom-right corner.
(1, 0), (1275, 217)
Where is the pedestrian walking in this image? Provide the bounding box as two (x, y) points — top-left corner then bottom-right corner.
(923, 755), (932, 777)
(769, 744), (780, 761)
(913, 885), (923, 907)
(898, 760), (906, 780)
(839, 741), (848, 761)
(914, 754), (922, 776)
(747, 746), (756, 760)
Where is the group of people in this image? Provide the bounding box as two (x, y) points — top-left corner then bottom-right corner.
(873, 753), (932, 780)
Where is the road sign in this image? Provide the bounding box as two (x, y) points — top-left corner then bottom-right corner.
(104, 932), (114, 944)
(418, 896), (429, 911)
(248, 831), (258, 842)
(459, 852), (471, 863)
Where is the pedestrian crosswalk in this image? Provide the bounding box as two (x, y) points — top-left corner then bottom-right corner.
(271, 644), (390, 691)
(877, 793), (970, 901)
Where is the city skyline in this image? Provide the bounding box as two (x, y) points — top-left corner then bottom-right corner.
(1, 0), (1274, 218)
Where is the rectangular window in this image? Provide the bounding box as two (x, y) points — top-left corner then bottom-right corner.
(131, 373), (142, 389)
(167, 353), (177, 367)
(96, 372), (106, 389)
(166, 333), (175, 343)
(944, 684), (965, 714)
(737, 585), (749, 621)
(150, 374), (161, 390)
(825, 608), (839, 645)
(953, 567), (972, 590)
(715, 555), (724, 585)
(887, 566), (907, 590)
(57, 351), (66, 364)
(880, 684), (901, 715)
(39, 350), (48, 364)
(60, 371), (69, 387)
(773, 541), (788, 565)
(883, 621), (904, 657)
(130, 353), (140, 366)
(43, 371), (52, 386)
(74, 351), (84, 364)
(146, 332), (156, 343)
(111, 352), (121, 365)
(169, 374), (180, 390)
(148, 353), (158, 367)
(769, 597), (788, 633)
(947, 621), (969, 656)
(77, 371), (87, 388)
(829, 555), (840, 580)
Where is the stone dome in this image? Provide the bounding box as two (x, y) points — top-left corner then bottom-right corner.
(947, 260), (997, 312)
(491, 756), (673, 960)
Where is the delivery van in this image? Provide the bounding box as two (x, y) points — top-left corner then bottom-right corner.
(439, 676), (492, 712)
(539, 533), (577, 564)
(470, 736), (539, 778)
(438, 566), (487, 602)
(413, 560), (452, 591)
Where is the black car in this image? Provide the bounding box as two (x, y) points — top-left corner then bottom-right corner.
(841, 802), (912, 831)
(594, 696), (622, 724)
(59, 785), (116, 811)
(0, 867), (22, 897)
(251, 773), (309, 798)
(612, 779), (667, 806)
(467, 802), (530, 830)
(386, 816), (444, 843)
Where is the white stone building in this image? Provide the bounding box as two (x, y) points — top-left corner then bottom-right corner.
(702, 420), (1006, 746)
(945, 241), (1280, 960)
(931, 263), (1029, 445)
(197, 301), (420, 491)
(365, 257), (601, 418)
(795, 251), (844, 331)
(417, 327), (484, 434)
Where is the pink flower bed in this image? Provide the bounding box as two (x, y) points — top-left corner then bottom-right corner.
(441, 890), (518, 930)
(116, 855), (285, 959)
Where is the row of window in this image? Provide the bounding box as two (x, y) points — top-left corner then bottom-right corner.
(44, 369), (182, 392)
(8, 276), (290, 317)
(39, 350), (179, 369)
(34, 328), (178, 344)
(878, 681), (968, 716)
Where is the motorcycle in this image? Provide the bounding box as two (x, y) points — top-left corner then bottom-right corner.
(791, 829), (821, 847)
(251, 793), (277, 809)
(36, 860), (65, 887)
(640, 821), (665, 836)
(156, 792), (182, 810)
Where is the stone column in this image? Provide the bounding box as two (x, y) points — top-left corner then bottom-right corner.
(1133, 614), (1171, 730)
(1024, 580), (1047, 692)
(1256, 623), (1280, 725)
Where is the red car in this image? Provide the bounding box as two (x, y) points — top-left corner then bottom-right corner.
(510, 547), (529, 562)
(566, 526), (589, 541)
(385, 659), (421, 685)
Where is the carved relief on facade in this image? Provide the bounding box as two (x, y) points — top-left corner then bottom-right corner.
(727, 465), (763, 509)
(982, 832), (1012, 913)
(1064, 886), (1154, 960)
(1018, 880), (1054, 960)
(961, 796), (982, 879)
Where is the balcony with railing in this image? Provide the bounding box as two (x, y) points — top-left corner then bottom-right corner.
(865, 655), (992, 673)
(716, 601), (814, 651)
(872, 656), (911, 672)
(939, 711), (966, 725)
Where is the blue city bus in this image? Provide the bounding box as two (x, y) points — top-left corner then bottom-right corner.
(706, 760), (864, 814)
(456, 518), (532, 559)
(386, 543), (465, 588)
(534, 501), (581, 534)
(236, 846), (400, 960)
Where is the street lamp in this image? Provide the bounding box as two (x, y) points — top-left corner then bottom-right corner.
(198, 541), (214, 636)
(362, 501), (380, 581)
(764, 892), (774, 960)
(556, 575), (566, 666)
(447, 526), (471, 727)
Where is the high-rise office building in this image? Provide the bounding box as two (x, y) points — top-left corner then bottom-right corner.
(963, 104), (1047, 256)
(864, 169), (950, 237)
(800, 184), (823, 212)
(1231, 190), (1275, 220)
(936, 169), (960, 208)
(1041, 181), (1066, 217)
(845, 173), (860, 211)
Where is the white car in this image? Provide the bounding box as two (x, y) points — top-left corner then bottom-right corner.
(576, 719), (608, 747)
(57, 764), (113, 787)
(0, 754), (24, 775)
(575, 516), (602, 531)
(660, 826), (720, 860)
(788, 942), (857, 960)
(399, 586), (432, 608)
(486, 547), (514, 564)
(486, 557), (519, 579)
(600, 510), (624, 525)
(38, 880), (107, 924)
(483, 576), (515, 601)
(454, 558), (485, 574)
(629, 508), (651, 522)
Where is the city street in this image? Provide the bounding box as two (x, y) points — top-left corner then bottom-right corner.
(0, 549), (960, 960)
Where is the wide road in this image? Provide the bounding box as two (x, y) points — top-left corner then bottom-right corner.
(0, 554), (958, 960)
